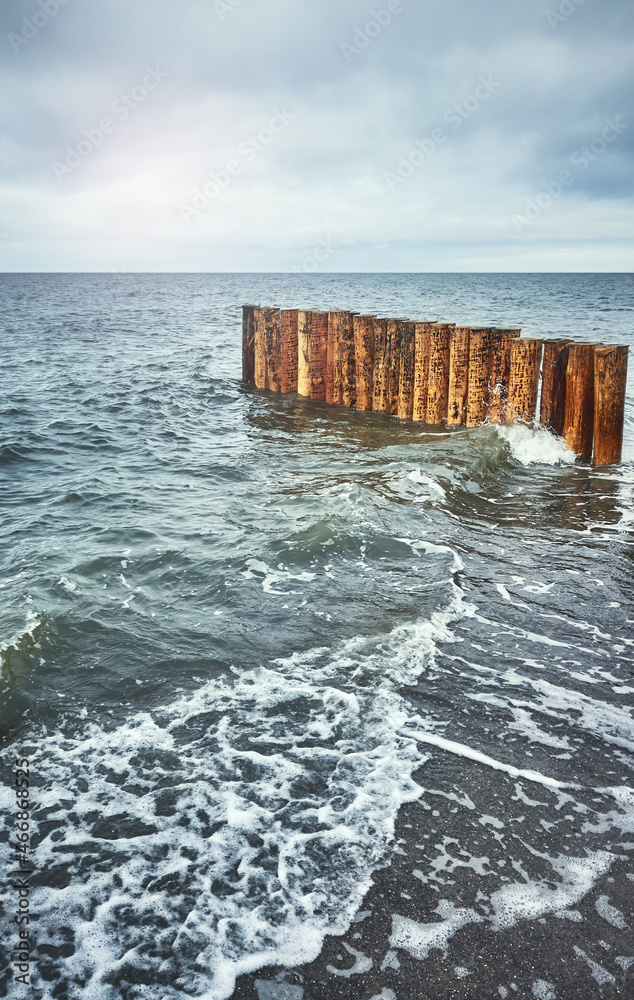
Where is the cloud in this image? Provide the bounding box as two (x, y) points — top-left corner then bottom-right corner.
(0, 0), (632, 270)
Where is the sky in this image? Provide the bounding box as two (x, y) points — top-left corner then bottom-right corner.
(0, 0), (632, 272)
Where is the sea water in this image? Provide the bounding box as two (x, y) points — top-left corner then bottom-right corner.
(0, 273), (633, 999)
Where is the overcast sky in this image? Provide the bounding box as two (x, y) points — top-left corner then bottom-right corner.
(1, 0), (632, 271)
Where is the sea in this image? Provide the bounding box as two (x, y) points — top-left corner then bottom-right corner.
(1, 273), (633, 1000)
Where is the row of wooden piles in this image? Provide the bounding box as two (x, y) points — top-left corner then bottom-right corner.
(242, 306), (629, 466)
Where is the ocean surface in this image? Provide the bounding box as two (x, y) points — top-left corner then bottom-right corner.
(1, 272), (633, 1000)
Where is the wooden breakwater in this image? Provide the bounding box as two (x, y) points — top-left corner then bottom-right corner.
(242, 306), (629, 466)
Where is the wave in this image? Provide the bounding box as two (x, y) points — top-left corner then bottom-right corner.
(0, 570), (469, 999)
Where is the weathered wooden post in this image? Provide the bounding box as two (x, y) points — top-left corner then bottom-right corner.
(488, 329), (521, 424)
(297, 310), (311, 397)
(563, 343), (597, 461)
(397, 321), (417, 420)
(254, 307), (268, 390)
(426, 323), (453, 425)
(466, 328), (494, 427)
(242, 305), (256, 383)
(340, 312), (356, 408)
(413, 322), (434, 422)
(385, 319), (403, 415)
(354, 315), (375, 411)
(326, 312), (337, 404)
(447, 326), (470, 426)
(309, 311), (328, 400)
(540, 340), (571, 436)
(373, 318), (389, 412)
(594, 345), (628, 466)
(263, 308), (282, 393)
(281, 309), (299, 393)
(507, 338), (543, 424)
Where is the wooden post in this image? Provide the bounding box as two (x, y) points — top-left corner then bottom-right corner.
(540, 340), (571, 436)
(254, 307), (267, 390)
(385, 320), (403, 415)
(326, 312), (337, 404)
(397, 321), (416, 420)
(354, 315), (375, 411)
(297, 310), (311, 397)
(507, 338), (543, 424)
(447, 326), (470, 426)
(412, 322), (435, 422)
(340, 312), (356, 408)
(309, 311), (328, 400)
(563, 344), (597, 461)
(280, 309), (299, 393)
(242, 305), (256, 383)
(488, 329), (521, 424)
(426, 323), (453, 425)
(594, 345), (628, 466)
(466, 328), (495, 427)
(263, 308), (282, 393)
(372, 319), (389, 412)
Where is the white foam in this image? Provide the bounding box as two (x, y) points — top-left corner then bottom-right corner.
(392, 851), (614, 966)
(0, 568), (471, 1000)
(573, 947), (616, 986)
(255, 983), (304, 1000)
(495, 423), (576, 466)
(390, 902), (480, 961)
(326, 942), (372, 978)
(532, 981), (556, 1000)
(489, 852), (614, 930)
(401, 728), (574, 790)
(595, 895), (627, 929)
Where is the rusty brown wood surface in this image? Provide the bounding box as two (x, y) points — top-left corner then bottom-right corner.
(309, 311), (328, 400)
(372, 319), (389, 412)
(297, 311), (311, 397)
(426, 323), (453, 425)
(447, 326), (471, 426)
(385, 320), (404, 415)
(466, 328), (495, 427)
(412, 322), (434, 422)
(507, 338), (543, 424)
(280, 309), (299, 394)
(242, 305), (256, 383)
(594, 345), (628, 466)
(263, 308), (282, 393)
(354, 315), (375, 410)
(254, 307), (268, 390)
(540, 340), (571, 436)
(326, 312), (337, 404)
(340, 312), (356, 408)
(488, 329), (521, 424)
(397, 321), (416, 420)
(563, 343), (598, 460)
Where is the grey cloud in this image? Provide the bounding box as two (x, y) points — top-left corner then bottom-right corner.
(0, 0), (632, 270)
